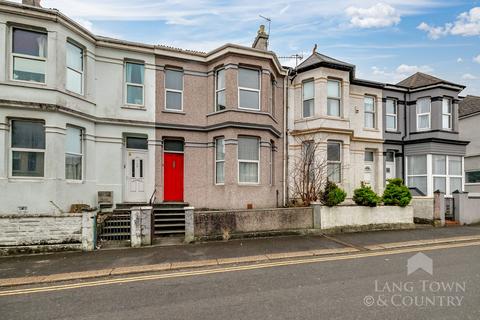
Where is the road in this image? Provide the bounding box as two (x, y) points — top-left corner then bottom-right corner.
(0, 242), (479, 320)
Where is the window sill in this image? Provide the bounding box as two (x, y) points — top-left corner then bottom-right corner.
(66, 180), (84, 184)
(162, 110), (186, 115)
(386, 130), (401, 134)
(363, 128), (380, 132)
(8, 177), (45, 182)
(122, 105), (146, 111)
(9, 79), (47, 87)
(238, 183), (261, 186)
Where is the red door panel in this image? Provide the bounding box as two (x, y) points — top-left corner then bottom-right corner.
(164, 153), (184, 202)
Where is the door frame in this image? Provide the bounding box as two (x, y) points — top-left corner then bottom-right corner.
(123, 136), (149, 203)
(385, 150), (396, 183)
(162, 139), (185, 202)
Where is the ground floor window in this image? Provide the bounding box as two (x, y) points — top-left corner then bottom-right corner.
(65, 126), (83, 180)
(11, 119), (45, 177)
(407, 154), (463, 196)
(327, 141), (341, 183)
(215, 137), (225, 184)
(466, 170), (480, 184)
(238, 136), (259, 184)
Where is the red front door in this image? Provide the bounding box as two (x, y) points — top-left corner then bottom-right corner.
(164, 153), (184, 202)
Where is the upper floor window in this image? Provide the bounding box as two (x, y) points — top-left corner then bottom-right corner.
(327, 80), (341, 117)
(364, 96), (376, 128)
(165, 69), (183, 111)
(416, 97), (431, 131)
(327, 141), (341, 183)
(386, 99), (397, 131)
(238, 68), (260, 110)
(215, 137), (225, 184)
(11, 119), (45, 177)
(303, 80), (314, 118)
(12, 28), (47, 83)
(270, 78), (276, 116)
(65, 126), (83, 180)
(238, 136), (260, 183)
(66, 42), (83, 95)
(125, 62), (144, 106)
(215, 69), (226, 111)
(442, 98), (452, 130)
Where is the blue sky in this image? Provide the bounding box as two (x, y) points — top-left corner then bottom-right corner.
(12, 0), (480, 95)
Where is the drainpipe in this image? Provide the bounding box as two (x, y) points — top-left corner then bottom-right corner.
(402, 91), (408, 182)
(283, 73), (288, 207)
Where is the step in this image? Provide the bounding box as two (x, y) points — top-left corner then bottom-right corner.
(98, 232), (130, 237)
(154, 230), (185, 235)
(153, 208), (186, 212)
(101, 226), (131, 230)
(154, 218), (185, 222)
(154, 223), (185, 228)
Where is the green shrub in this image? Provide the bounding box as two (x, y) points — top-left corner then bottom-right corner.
(382, 178), (412, 207)
(319, 181), (347, 207)
(353, 182), (381, 207)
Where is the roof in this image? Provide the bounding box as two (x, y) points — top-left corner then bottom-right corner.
(459, 95), (480, 118)
(396, 72), (464, 89)
(296, 52), (355, 73)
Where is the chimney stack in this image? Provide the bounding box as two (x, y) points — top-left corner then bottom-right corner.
(22, 0), (42, 7)
(252, 25), (269, 51)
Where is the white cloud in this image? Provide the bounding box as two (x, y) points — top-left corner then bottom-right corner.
(457, 57), (463, 63)
(418, 7), (480, 39)
(346, 3), (401, 28)
(370, 64), (434, 83)
(474, 55), (480, 64)
(462, 73), (477, 80)
(395, 64), (433, 74)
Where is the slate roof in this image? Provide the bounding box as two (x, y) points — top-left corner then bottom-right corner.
(459, 95), (480, 118)
(396, 72), (463, 89)
(296, 52), (355, 73)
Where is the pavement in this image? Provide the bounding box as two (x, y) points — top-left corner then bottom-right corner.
(1, 239), (479, 319)
(0, 225), (479, 288)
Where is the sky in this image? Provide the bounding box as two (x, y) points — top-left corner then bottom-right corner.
(10, 0), (480, 95)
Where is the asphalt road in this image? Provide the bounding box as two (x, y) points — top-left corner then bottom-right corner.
(0, 244), (479, 320)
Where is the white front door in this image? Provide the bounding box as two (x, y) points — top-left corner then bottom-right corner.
(385, 151), (396, 182)
(125, 151), (147, 202)
(364, 150), (375, 190)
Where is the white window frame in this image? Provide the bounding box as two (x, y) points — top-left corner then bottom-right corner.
(406, 155), (428, 196)
(65, 125), (84, 181)
(214, 137), (225, 185)
(66, 41), (84, 95)
(364, 95), (376, 129)
(270, 77), (276, 117)
(302, 79), (315, 118)
(327, 141), (342, 183)
(10, 27), (47, 84)
(165, 68), (184, 111)
(237, 136), (260, 185)
(215, 68), (225, 112)
(125, 61), (145, 107)
(442, 97), (453, 130)
(432, 155), (463, 195)
(386, 99), (398, 132)
(327, 79), (341, 117)
(416, 97), (431, 131)
(9, 119), (46, 179)
(238, 67), (261, 111)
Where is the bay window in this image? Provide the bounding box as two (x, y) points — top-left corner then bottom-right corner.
(386, 99), (397, 131)
(215, 69), (226, 111)
(165, 69), (183, 111)
(364, 96), (376, 128)
(238, 136), (259, 183)
(238, 68), (260, 110)
(11, 119), (45, 177)
(303, 80), (314, 118)
(442, 98), (452, 130)
(416, 97), (431, 131)
(407, 155), (427, 195)
(12, 28), (47, 83)
(65, 126), (83, 180)
(215, 137), (225, 184)
(327, 141), (341, 183)
(125, 62), (144, 106)
(66, 41), (83, 94)
(327, 80), (341, 117)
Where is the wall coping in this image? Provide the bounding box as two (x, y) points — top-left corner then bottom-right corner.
(0, 213), (83, 219)
(195, 207), (311, 214)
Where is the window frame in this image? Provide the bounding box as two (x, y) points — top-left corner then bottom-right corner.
(385, 99), (398, 132)
(466, 170), (480, 185)
(237, 136), (260, 185)
(442, 97), (453, 130)
(270, 77), (276, 117)
(65, 125), (84, 181)
(215, 68), (226, 112)
(215, 137), (225, 185)
(327, 79), (341, 117)
(9, 118), (46, 179)
(327, 141), (342, 183)
(165, 68), (184, 111)
(432, 155), (463, 195)
(65, 40), (84, 95)
(237, 67), (261, 111)
(364, 95), (376, 129)
(416, 97), (431, 131)
(302, 79), (315, 118)
(406, 155), (428, 195)
(10, 26), (48, 84)
(124, 61), (145, 107)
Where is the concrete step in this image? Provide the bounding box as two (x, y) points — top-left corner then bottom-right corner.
(154, 223), (185, 228)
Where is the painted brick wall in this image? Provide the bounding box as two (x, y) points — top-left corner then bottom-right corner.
(0, 214), (82, 246)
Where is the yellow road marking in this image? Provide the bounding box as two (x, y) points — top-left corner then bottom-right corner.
(1, 240), (479, 297)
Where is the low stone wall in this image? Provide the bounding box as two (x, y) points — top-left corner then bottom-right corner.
(411, 197), (435, 223)
(0, 213), (83, 246)
(194, 207), (313, 240)
(453, 192), (480, 225)
(314, 204), (414, 231)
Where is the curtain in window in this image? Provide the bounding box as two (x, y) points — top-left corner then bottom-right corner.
(12, 120), (45, 149)
(126, 63), (144, 84)
(238, 137), (259, 160)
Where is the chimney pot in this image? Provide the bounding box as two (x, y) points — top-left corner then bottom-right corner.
(252, 24), (269, 51)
